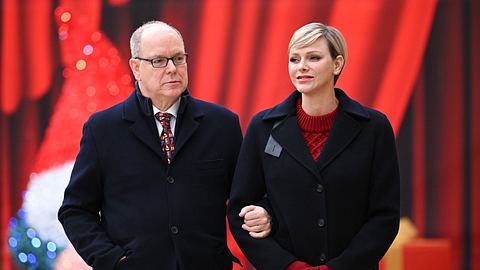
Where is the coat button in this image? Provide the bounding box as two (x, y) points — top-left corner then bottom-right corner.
(318, 218), (325, 227)
(320, 253), (326, 262)
(316, 184), (324, 193)
(167, 176), (175, 184)
(170, 226), (179, 234)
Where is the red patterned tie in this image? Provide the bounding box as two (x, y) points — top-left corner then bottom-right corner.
(155, 112), (175, 164)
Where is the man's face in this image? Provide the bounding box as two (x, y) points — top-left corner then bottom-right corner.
(130, 26), (188, 101)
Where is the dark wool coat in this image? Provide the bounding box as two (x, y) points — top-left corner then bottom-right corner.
(228, 89), (400, 270)
(59, 86), (243, 270)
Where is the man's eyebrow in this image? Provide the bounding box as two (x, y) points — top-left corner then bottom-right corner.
(148, 53), (185, 58)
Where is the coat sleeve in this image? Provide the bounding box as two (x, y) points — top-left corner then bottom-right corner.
(226, 114), (244, 197)
(58, 117), (125, 270)
(227, 116), (296, 270)
(328, 113), (400, 270)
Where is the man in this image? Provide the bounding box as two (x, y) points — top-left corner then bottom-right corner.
(58, 21), (270, 270)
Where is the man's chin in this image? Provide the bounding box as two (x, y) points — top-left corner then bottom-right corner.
(163, 88), (185, 98)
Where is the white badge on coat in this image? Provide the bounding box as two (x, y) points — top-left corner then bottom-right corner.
(264, 135), (282, 157)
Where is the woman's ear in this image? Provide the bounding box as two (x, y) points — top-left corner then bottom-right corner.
(333, 55), (344, 75)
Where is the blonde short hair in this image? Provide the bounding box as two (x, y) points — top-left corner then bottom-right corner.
(289, 22), (347, 83)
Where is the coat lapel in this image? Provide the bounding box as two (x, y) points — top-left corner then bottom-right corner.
(172, 95), (203, 159)
(271, 116), (322, 180)
(129, 118), (165, 160)
(316, 89), (369, 171)
(264, 91), (322, 180)
(315, 109), (362, 171)
(123, 91), (166, 161)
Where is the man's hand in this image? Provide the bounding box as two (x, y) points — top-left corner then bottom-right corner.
(239, 205), (272, 238)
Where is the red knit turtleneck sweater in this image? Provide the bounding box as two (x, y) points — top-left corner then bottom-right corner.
(296, 98), (337, 160)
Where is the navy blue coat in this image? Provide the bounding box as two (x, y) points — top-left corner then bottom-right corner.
(227, 89), (400, 270)
(59, 86), (243, 270)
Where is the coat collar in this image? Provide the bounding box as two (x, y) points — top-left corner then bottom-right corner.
(122, 82), (204, 164)
(264, 88), (370, 179)
(125, 81), (192, 119)
(262, 88), (369, 121)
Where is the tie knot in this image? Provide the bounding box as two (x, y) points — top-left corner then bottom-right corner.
(155, 112), (173, 127)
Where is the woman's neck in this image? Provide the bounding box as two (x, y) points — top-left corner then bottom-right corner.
(301, 89), (338, 116)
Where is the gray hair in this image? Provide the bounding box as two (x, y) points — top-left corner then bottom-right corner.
(289, 22), (347, 83)
(130, 21), (183, 58)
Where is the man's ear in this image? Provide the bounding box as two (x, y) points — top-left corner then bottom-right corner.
(129, 58), (141, 81)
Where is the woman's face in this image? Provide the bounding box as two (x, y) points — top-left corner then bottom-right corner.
(288, 37), (343, 95)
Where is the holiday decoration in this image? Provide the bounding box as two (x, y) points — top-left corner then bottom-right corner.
(8, 209), (61, 270)
(8, 1), (132, 269)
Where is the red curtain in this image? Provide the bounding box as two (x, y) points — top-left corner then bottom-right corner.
(1, 0), (479, 269)
(400, 1), (480, 269)
(469, 2), (480, 269)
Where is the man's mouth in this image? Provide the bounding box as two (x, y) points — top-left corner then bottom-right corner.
(165, 80), (180, 85)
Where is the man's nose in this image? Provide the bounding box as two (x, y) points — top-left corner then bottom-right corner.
(165, 59), (177, 72)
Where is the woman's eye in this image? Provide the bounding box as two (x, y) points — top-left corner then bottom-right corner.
(289, 58), (300, 63)
(309, 56), (320, 61)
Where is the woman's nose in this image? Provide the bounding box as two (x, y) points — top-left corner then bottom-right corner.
(300, 60), (309, 71)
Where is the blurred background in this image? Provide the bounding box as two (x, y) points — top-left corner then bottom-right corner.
(1, 0), (479, 269)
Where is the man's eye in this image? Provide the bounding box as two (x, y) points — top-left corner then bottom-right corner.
(152, 58), (166, 65)
(174, 56), (184, 61)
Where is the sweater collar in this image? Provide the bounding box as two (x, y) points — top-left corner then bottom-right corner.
(296, 98), (338, 132)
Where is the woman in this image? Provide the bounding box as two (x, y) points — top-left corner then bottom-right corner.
(227, 22), (400, 270)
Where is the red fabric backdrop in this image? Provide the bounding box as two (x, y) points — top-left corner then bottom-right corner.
(1, 0), (479, 269)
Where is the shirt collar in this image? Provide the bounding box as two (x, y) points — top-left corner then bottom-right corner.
(152, 98), (181, 119)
